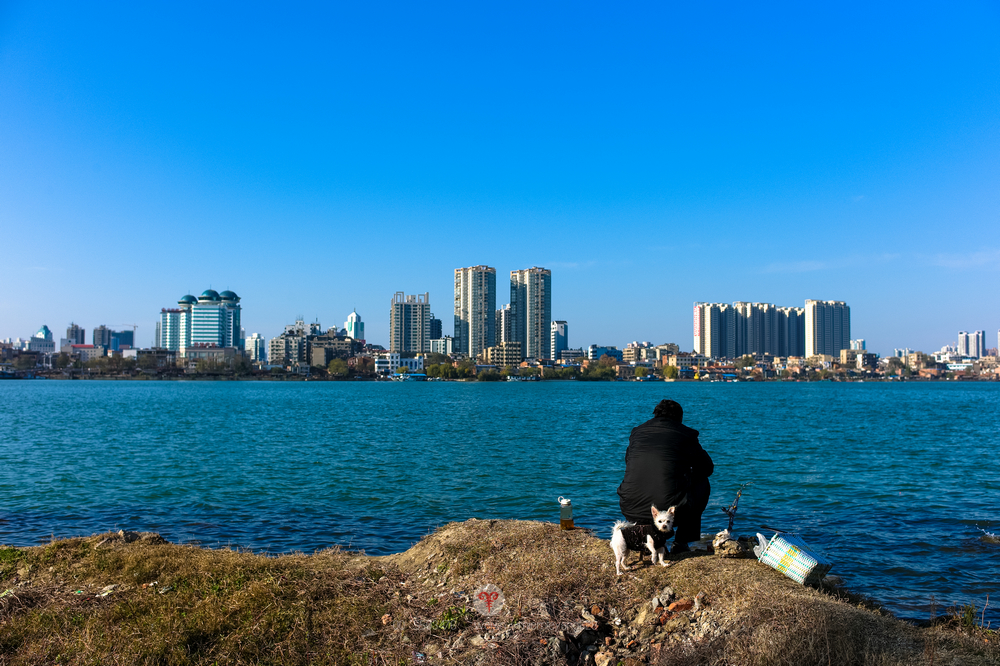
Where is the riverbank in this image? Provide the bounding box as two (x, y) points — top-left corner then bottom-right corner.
(1, 520), (996, 665)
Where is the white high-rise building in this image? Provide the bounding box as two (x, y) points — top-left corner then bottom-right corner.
(957, 331), (985, 358)
(389, 292), (431, 353)
(454, 266), (497, 359)
(158, 290), (242, 356)
(495, 304), (513, 345)
(850, 339), (866, 351)
(551, 321), (568, 360)
(510, 267), (552, 360)
(345, 310), (365, 341)
(804, 300), (850, 358)
(245, 333), (267, 362)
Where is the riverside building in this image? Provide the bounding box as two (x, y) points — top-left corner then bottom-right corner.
(157, 290), (243, 356)
(389, 292), (431, 353)
(804, 300), (850, 358)
(510, 267), (552, 360)
(454, 266), (497, 359)
(551, 321), (568, 360)
(957, 331), (985, 358)
(693, 302), (805, 359)
(345, 310), (365, 342)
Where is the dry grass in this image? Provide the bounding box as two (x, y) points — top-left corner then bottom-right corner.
(2, 521), (998, 666)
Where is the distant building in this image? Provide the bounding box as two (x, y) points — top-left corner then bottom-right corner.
(804, 300), (850, 358)
(495, 304), (513, 345)
(957, 331), (985, 358)
(245, 333), (267, 362)
(454, 266), (497, 360)
(111, 329), (134, 350)
(551, 321), (568, 361)
(430, 337), (455, 355)
(70, 344), (105, 362)
(157, 290), (243, 356)
(389, 291), (431, 353)
(93, 325), (112, 348)
(309, 331), (362, 367)
(345, 310), (365, 342)
(478, 341), (522, 367)
(510, 267), (552, 360)
(588, 345), (623, 362)
(893, 348), (912, 358)
(374, 352), (424, 375)
(27, 326), (55, 353)
(66, 323), (85, 345)
(559, 348), (585, 362)
(429, 314), (442, 341)
(694, 302), (804, 359)
(268, 318), (317, 367)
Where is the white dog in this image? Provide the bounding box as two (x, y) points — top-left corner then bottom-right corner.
(610, 505), (677, 576)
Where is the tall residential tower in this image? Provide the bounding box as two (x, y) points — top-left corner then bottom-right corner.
(389, 292), (431, 353)
(510, 267), (552, 360)
(804, 300), (850, 358)
(454, 266), (497, 359)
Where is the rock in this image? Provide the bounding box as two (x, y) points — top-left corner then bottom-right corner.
(660, 586), (675, 602)
(595, 651), (614, 666)
(694, 591), (707, 611)
(715, 539), (748, 558)
(381, 613), (391, 625)
(713, 529), (732, 548)
(581, 609), (597, 622)
(622, 659), (643, 666)
(632, 607), (649, 627)
(469, 636), (485, 647)
(823, 575), (845, 587)
(591, 604), (604, 617)
(650, 596), (662, 610)
(664, 616), (687, 633)
(668, 598), (694, 612)
(567, 625), (588, 641)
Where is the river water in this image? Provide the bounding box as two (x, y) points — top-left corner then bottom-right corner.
(0, 379), (997, 623)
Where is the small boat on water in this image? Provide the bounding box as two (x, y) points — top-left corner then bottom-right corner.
(391, 373), (427, 381)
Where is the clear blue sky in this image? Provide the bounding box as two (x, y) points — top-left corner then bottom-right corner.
(1, 2), (998, 355)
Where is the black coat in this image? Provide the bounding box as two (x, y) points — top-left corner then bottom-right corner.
(617, 417), (714, 524)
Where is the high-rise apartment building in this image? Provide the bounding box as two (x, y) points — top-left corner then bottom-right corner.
(66, 323), (85, 345)
(429, 314), (442, 341)
(957, 331), (985, 358)
(551, 321), (568, 360)
(694, 302), (804, 359)
(495, 304), (513, 345)
(157, 290), (243, 355)
(389, 292), (431, 353)
(92, 325), (112, 348)
(345, 310), (365, 341)
(850, 339), (866, 351)
(804, 300), (850, 358)
(510, 267), (552, 360)
(245, 333), (267, 362)
(453, 266), (496, 360)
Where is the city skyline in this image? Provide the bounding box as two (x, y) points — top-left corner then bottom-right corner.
(1, 4), (998, 354)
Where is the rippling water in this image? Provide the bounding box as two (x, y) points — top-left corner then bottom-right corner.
(1, 379), (997, 623)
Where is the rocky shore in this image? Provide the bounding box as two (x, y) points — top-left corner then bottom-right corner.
(1, 520), (996, 665)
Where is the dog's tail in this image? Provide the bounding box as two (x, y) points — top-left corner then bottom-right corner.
(612, 520), (633, 532)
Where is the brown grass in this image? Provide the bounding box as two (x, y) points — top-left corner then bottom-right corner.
(1, 521), (998, 666)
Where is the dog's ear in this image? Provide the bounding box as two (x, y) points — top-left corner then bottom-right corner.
(666, 506), (676, 517)
(650, 505), (659, 518)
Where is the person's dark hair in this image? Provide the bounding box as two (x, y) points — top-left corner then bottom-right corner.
(653, 399), (683, 422)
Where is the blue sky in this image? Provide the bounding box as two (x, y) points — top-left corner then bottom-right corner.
(1, 1), (998, 355)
